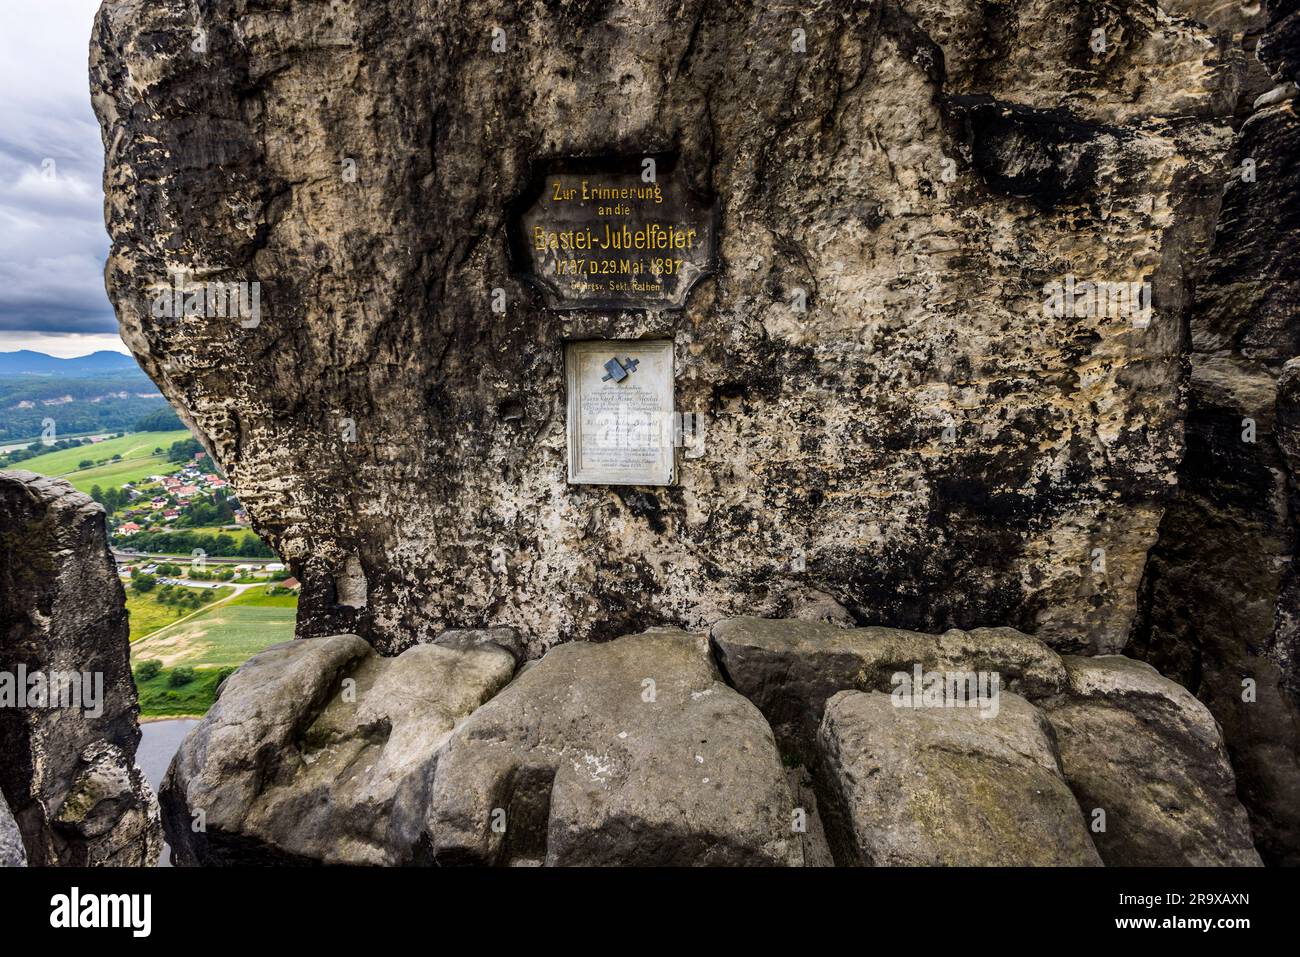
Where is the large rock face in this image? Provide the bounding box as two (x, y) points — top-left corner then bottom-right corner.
(0, 790), (24, 867)
(0, 471), (162, 866)
(92, 0), (1245, 657)
(1127, 3), (1300, 865)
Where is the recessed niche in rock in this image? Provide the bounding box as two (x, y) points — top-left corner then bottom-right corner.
(510, 156), (716, 310)
(566, 339), (675, 486)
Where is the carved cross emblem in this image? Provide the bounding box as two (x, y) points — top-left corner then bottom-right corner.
(601, 356), (640, 382)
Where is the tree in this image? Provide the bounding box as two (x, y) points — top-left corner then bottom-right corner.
(89, 485), (104, 504)
(167, 437), (202, 463)
(134, 660), (162, 682)
(79, 459), (94, 469)
(131, 573), (157, 593)
(133, 407), (184, 432)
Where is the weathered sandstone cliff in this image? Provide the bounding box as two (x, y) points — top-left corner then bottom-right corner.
(88, 0), (1300, 865)
(92, 0), (1244, 656)
(1129, 0), (1300, 865)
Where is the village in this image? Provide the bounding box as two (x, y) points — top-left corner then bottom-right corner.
(103, 445), (278, 563)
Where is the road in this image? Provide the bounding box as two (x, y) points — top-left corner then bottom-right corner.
(113, 548), (280, 566)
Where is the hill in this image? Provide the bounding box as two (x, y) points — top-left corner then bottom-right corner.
(0, 350), (141, 376)
(0, 350), (166, 442)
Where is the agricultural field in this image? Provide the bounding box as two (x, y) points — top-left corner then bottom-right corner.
(132, 586), (296, 667)
(130, 586), (298, 716)
(125, 583), (234, 642)
(14, 429), (190, 492)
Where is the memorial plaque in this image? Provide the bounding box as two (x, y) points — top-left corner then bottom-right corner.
(511, 156), (716, 310)
(566, 340), (675, 486)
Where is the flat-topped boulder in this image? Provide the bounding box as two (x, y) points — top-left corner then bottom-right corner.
(710, 616), (1066, 762)
(1041, 655), (1262, 866)
(423, 629), (801, 866)
(816, 690), (1101, 866)
(162, 633), (516, 865)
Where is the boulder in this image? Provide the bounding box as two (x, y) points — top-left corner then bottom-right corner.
(431, 627), (525, 664)
(711, 616), (1066, 762)
(815, 690), (1101, 866)
(162, 634), (515, 865)
(1041, 655), (1262, 866)
(423, 629), (801, 866)
(0, 471), (161, 866)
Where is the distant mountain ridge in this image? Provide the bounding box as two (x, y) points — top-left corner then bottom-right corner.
(0, 351), (166, 442)
(0, 350), (141, 377)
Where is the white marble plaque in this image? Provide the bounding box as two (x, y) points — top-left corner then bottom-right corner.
(566, 340), (675, 486)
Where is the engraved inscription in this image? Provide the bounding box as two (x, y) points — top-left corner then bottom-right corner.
(512, 157), (715, 310)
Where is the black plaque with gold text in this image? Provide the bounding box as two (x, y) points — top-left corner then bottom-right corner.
(509, 155), (716, 311)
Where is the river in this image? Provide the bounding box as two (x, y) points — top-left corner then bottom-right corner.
(137, 718), (199, 867)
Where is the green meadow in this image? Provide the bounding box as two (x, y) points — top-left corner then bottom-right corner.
(15, 429), (190, 492)
(130, 586), (298, 716)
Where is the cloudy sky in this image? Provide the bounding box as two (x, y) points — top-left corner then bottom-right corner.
(0, 0), (128, 357)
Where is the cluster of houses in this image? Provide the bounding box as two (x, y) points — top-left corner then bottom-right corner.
(113, 454), (250, 536)
(118, 558), (300, 590)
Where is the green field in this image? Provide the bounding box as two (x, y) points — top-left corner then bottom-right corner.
(15, 430), (190, 492)
(180, 525), (262, 545)
(131, 586), (297, 668)
(134, 667), (234, 717)
(130, 586), (297, 716)
(125, 584), (234, 642)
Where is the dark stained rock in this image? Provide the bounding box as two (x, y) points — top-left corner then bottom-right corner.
(710, 615), (1066, 763)
(423, 629), (801, 866)
(815, 690), (1101, 866)
(0, 470), (161, 866)
(91, 0), (1243, 658)
(162, 634), (515, 865)
(1041, 656), (1262, 866)
(942, 95), (1121, 210)
(1128, 4), (1300, 865)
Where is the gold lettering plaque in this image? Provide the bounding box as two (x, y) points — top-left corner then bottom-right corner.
(511, 157), (716, 310)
